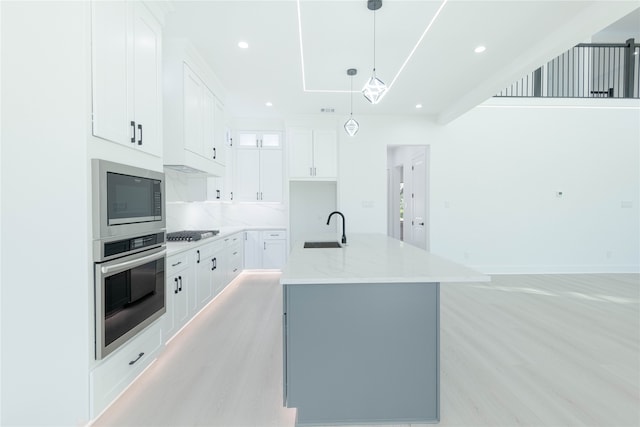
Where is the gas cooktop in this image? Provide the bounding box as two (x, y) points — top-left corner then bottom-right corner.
(166, 230), (219, 242)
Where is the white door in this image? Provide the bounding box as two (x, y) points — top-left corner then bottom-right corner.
(132, 2), (161, 155)
(263, 239), (287, 269)
(234, 148), (260, 201)
(202, 88), (216, 161)
(260, 149), (283, 202)
(313, 130), (337, 178)
(410, 153), (427, 250)
(91, 0), (128, 145)
(288, 129), (313, 178)
(183, 64), (204, 156)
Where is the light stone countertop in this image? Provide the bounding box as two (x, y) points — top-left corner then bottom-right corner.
(166, 226), (286, 257)
(280, 233), (490, 285)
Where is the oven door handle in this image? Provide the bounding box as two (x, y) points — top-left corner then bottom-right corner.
(100, 249), (166, 275)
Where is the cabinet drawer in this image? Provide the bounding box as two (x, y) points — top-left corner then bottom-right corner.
(90, 321), (162, 417)
(262, 230), (286, 240)
(167, 253), (189, 276)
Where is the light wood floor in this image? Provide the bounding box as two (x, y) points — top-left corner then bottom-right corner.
(92, 273), (639, 427)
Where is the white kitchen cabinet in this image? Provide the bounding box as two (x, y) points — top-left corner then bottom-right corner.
(244, 231), (262, 269)
(165, 252), (191, 340)
(163, 39), (225, 176)
(235, 132), (283, 202)
(244, 229), (287, 269)
(211, 243), (226, 296)
(183, 64), (224, 165)
(91, 0), (162, 157)
(223, 232), (244, 285)
(90, 318), (163, 418)
(288, 128), (337, 180)
(262, 230), (288, 269)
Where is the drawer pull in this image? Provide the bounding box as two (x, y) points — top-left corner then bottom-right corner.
(171, 261), (182, 267)
(129, 352), (144, 365)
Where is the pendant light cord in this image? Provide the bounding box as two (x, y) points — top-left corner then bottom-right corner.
(350, 74), (354, 116)
(373, 8), (376, 74)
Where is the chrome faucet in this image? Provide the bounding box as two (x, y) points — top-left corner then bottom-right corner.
(326, 211), (347, 245)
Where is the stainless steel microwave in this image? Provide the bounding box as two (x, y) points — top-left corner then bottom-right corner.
(92, 159), (165, 240)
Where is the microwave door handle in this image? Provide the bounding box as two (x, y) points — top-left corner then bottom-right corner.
(100, 249), (166, 275)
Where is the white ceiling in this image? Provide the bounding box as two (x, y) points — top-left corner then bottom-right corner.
(164, 1), (640, 123)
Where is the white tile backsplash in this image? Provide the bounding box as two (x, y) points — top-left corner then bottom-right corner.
(166, 201), (287, 231)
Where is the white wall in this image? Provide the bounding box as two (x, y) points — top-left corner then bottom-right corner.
(1, 1), (91, 425)
(337, 100), (639, 273)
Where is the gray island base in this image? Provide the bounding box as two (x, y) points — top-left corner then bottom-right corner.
(280, 234), (489, 426)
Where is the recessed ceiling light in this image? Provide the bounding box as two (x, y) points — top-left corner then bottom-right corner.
(238, 41), (249, 49)
(474, 45), (486, 53)
(416, 104), (423, 109)
(265, 102), (273, 107)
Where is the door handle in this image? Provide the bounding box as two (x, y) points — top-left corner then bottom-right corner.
(137, 124), (142, 145)
(174, 277), (179, 294)
(178, 276), (183, 292)
(213, 147), (216, 159)
(130, 121), (136, 143)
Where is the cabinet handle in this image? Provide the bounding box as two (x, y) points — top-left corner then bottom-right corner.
(216, 189), (221, 200)
(211, 257), (216, 271)
(264, 242), (266, 250)
(309, 167), (313, 176)
(230, 191), (234, 201)
(130, 121), (136, 143)
(230, 137), (233, 147)
(213, 147), (217, 159)
(260, 192), (263, 200)
(178, 276), (183, 292)
(128, 352), (144, 366)
(171, 261), (182, 267)
(197, 250), (200, 263)
(314, 167), (317, 176)
(256, 192), (259, 200)
(174, 277), (179, 294)
(137, 124), (142, 145)
(233, 251), (238, 255)
(214, 257), (217, 269)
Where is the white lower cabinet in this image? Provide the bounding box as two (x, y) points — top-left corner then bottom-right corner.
(194, 243), (214, 311)
(90, 321), (163, 418)
(244, 229), (287, 269)
(262, 230), (287, 269)
(165, 252), (191, 340)
(224, 232), (244, 285)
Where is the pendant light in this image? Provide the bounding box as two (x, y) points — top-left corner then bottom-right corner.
(344, 68), (359, 137)
(362, 0), (387, 104)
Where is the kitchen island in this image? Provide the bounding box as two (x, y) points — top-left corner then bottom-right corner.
(281, 234), (489, 426)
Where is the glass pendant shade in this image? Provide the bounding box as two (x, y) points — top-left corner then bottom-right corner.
(344, 117), (359, 136)
(362, 73), (387, 104)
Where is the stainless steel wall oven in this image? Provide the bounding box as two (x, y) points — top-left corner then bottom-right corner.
(92, 160), (166, 360)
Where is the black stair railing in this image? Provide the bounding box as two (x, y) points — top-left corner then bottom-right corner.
(495, 38), (639, 99)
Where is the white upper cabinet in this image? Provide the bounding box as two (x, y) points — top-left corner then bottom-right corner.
(234, 131), (283, 202)
(163, 39), (226, 176)
(91, 0), (162, 157)
(288, 128), (337, 180)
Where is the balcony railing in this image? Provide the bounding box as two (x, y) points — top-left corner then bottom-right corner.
(495, 38), (640, 99)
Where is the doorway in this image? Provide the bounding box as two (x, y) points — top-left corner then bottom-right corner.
(387, 146), (429, 250)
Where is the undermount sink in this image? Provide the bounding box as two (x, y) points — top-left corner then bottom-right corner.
(304, 241), (342, 249)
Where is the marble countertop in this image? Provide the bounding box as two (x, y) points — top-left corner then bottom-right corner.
(166, 226), (286, 256)
(280, 233), (489, 285)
